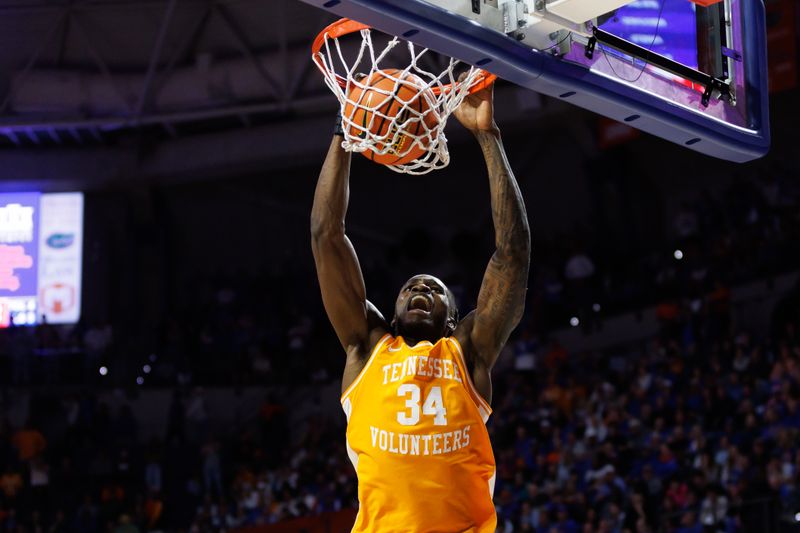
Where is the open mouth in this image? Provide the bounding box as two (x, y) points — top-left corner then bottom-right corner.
(408, 294), (432, 314)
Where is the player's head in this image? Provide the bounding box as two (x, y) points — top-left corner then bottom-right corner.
(392, 274), (458, 340)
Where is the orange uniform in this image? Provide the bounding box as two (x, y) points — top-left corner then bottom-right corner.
(341, 334), (496, 533)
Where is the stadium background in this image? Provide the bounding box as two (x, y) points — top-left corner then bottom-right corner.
(0, 0), (798, 531)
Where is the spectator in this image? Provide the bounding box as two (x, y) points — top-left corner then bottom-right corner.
(0, 466), (23, 503)
(185, 388), (209, 445)
(201, 439), (223, 501)
(11, 419), (46, 462)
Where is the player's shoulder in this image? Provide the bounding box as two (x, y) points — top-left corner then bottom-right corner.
(452, 310), (493, 405)
(452, 311), (494, 372)
(341, 322), (391, 397)
(452, 310), (477, 360)
(453, 310), (476, 336)
(365, 300), (390, 352)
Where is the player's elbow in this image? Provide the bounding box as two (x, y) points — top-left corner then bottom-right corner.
(310, 216), (345, 241)
(496, 236), (530, 265)
(496, 222), (530, 258)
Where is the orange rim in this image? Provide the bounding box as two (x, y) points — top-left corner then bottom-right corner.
(311, 17), (497, 96)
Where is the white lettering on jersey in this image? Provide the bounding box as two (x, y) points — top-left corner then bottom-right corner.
(368, 425), (472, 456)
(421, 435), (432, 455)
(384, 355), (462, 385)
(410, 435), (421, 456)
(443, 360), (453, 380)
(432, 434), (442, 455)
(421, 386), (447, 426)
(433, 358), (442, 378)
(399, 433), (409, 454)
(417, 356), (428, 377)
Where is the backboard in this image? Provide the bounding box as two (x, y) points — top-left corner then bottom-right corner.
(300, 0), (770, 162)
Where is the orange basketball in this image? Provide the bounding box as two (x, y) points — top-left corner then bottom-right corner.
(343, 69), (439, 166)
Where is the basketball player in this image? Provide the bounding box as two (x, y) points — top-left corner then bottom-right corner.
(311, 82), (530, 532)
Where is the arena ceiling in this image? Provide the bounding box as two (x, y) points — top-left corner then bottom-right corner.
(0, 0), (594, 191)
(0, 0), (337, 147)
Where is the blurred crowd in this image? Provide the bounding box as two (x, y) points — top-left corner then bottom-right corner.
(0, 171), (798, 390)
(487, 288), (800, 532)
(0, 169), (798, 532)
(117, 169), (800, 388)
(184, 274), (800, 532)
(1, 271), (798, 532)
(527, 171), (800, 332)
(0, 384), (356, 532)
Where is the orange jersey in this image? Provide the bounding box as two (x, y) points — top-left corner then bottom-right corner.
(341, 334), (496, 533)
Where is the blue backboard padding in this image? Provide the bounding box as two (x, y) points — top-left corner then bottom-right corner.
(303, 0), (770, 162)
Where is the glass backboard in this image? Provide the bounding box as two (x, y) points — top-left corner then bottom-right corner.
(301, 0), (770, 162)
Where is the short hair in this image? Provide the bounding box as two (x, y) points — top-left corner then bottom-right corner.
(445, 286), (459, 324)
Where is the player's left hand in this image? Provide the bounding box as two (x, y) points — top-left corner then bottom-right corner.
(453, 74), (498, 134)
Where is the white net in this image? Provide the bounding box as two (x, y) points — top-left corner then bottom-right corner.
(314, 21), (492, 175)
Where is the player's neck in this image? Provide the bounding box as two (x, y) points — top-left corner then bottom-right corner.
(395, 326), (442, 347)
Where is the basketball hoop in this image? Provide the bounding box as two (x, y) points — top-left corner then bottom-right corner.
(312, 18), (496, 175)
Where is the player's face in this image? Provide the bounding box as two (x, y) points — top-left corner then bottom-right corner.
(394, 275), (452, 338)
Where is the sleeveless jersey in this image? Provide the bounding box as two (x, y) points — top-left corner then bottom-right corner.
(341, 334), (497, 533)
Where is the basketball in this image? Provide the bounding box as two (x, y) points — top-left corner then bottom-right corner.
(343, 69), (439, 166)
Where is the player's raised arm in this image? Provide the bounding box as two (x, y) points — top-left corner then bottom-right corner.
(455, 83), (531, 372)
(311, 132), (386, 361)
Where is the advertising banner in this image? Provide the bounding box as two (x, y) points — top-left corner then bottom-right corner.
(38, 193), (84, 324)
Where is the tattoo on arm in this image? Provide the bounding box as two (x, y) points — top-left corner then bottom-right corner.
(471, 131), (531, 366)
(478, 256), (526, 323)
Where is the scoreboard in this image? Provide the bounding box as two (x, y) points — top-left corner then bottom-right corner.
(0, 192), (83, 327)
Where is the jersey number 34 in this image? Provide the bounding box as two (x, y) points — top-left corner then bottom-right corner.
(396, 384), (447, 426)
